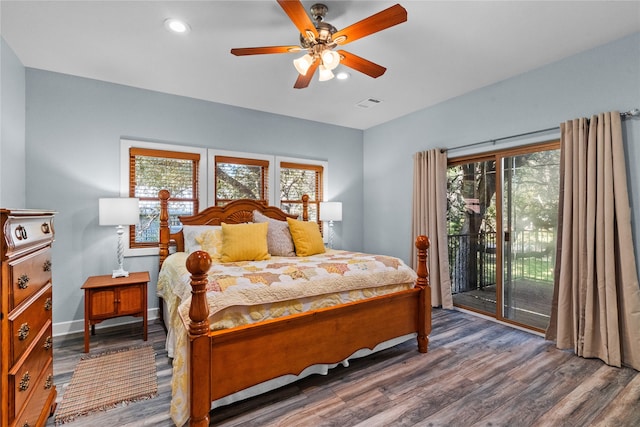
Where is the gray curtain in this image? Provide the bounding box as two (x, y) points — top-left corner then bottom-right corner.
(412, 149), (453, 308)
(546, 112), (640, 370)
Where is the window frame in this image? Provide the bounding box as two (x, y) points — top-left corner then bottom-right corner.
(208, 149), (274, 206)
(120, 139), (207, 257)
(276, 156), (328, 224)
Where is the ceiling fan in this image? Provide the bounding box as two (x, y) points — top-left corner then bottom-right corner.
(230, 1), (407, 89)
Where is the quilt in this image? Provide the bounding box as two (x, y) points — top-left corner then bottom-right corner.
(157, 249), (417, 426)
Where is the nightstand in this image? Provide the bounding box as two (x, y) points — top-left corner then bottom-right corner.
(81, 271), (150, 352)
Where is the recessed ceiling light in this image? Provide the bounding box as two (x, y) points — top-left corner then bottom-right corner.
(164, 18), (190, 34)
(336, 71), (350, 80)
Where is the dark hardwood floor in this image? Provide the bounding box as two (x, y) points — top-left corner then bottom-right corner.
(46, 309), (640, 426)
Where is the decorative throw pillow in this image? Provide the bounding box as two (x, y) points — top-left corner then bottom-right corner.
(182, 225), (223, 261)
(253, 210), (296, 257)
(286, 218), (326, 257)
(220, 222), (270, 262)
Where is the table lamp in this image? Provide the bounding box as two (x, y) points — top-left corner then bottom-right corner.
(99, 197), (139, 278)
(319, 201), (342, 249)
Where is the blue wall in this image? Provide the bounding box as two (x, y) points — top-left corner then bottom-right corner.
(0, 38), (26, 207)
(24, 70), (363, 331)
(363, 33), (640, 284)
(5, 32), (639, 333)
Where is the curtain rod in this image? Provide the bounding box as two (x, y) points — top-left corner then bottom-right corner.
(442, 108), (640, 153)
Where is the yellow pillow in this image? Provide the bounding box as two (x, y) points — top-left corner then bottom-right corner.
(286, 218), (326, 257)
(220, 222), (270, 262)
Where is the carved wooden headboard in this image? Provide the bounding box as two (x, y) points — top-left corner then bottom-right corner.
(158, 190), (309, 267)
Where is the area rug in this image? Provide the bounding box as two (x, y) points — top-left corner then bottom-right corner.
(54, 345), (158, 425)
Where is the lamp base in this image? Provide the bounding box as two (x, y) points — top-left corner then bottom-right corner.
(112, 268), (129, 278)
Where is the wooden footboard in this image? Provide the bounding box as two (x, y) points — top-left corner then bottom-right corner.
(185, 236), (431, 427)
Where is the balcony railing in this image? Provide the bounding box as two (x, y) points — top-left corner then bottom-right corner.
(448, 230), (555, 294)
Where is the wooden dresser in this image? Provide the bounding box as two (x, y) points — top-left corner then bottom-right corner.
(1, 209), (57, 427)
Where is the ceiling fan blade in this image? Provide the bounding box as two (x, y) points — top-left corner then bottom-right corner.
(277, 0), (319, 40)
(231, 46), (302, 56)
(338, 50), (386, 78)
(293, 60), (320, 89)
(332, 4), (407, 46)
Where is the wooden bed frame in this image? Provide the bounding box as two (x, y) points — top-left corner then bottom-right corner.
(158, 190), (431, 427)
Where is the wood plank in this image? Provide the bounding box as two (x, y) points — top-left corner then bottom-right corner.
(536, 364), (638, 426)
(45, 309), (640, 427)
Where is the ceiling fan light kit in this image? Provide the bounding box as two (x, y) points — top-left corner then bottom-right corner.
(318, 65), (334, 81)
(230, 1), (407, 89)
(293, 53), (314, 75)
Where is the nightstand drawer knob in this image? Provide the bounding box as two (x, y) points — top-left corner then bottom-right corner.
(44, 297), (52, 311)
(44, 374), (53, 390)
(19, 371), (30, 391)
(17, 274), (30, 289)
(18, 323), (30, 340)
(44, 336), (53, 350)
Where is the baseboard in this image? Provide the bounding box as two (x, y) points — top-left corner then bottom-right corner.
(53, 307), (159, 338)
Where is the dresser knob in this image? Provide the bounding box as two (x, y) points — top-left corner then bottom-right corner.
(18, 323), (30, 340)
(15, 225), (28, 240)
(44, 297), (52, 311)
(17, 274), (30, 289)
(43, 259), (52, 272)
(41, 222), (51, 234)
(19, 371), (30, 391)
(44, 336), (53, 350)
(44, 374), (53, 390)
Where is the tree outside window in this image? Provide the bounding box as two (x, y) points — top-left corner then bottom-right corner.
(129, 147), (199, 247)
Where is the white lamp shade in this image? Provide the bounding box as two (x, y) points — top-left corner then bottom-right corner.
(321, 50), (340, 70)
(293, 54), (313, 75)
(99, 198), (140, 226)
(318, 65), (335, 82)
(320, 202), (342, 222)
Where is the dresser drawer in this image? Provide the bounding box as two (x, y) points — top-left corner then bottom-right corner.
(9, 246), (52, 310)
(9, 285), (53, 365)
(3, 214), (55, 257)
(9, 324), (54, 422)
(11, 359), (54, 427)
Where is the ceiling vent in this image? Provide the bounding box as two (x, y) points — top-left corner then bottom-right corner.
(356, 98), (382, 108)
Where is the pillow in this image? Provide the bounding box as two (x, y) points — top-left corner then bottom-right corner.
(253, 210), (296, 257)
(220, 222), (270, 262)
(182, 225), (223, 260)
(286, 218), (326, 257)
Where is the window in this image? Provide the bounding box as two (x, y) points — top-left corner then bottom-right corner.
(129, 147), (200, 248)
(121, 139), (207, 256)
(214, 156), (269, 205)
(122, 140), (328, 255)
(279, 161), (323, 223)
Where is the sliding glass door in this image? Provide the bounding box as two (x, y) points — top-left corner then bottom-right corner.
(447, 142), (560, 331)
(502, 149), (560, 329)
(448, 158), (498, 315)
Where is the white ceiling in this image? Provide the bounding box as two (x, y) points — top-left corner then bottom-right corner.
(2, 1), (639, 130)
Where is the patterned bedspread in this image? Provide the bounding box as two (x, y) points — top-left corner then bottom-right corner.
(157, 249), (417, 427)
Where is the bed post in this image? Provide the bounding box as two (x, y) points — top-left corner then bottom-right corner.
(159, 189), (170, 268)
(302, 194), (309, 221)
(415, 235), (431, 353)
(186, 251), (213, 427)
